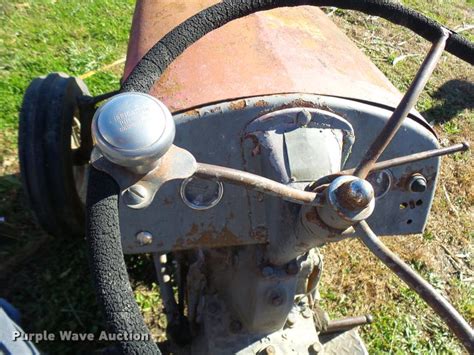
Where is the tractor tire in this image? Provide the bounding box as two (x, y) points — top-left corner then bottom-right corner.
(19, 73), (90, 238)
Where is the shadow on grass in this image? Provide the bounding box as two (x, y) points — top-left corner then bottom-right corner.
(421, 79), (474, 124)
(0, 172), (156, 354)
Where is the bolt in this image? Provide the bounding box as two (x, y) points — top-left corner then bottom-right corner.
(286, 313), (297, 327)
(408, 174), (427, 193)
(302, 307), (313, 319)
(286, 261), (299, 275)
(262, 266), (274, 277)
(229, 320), (242, 333)
(259, 345), (276, 355)
(135, 231), (153, 245)
(269, 291), (284, 307)
(309, 342), (323, 354)
(296, 109), (312, 126)
(123, 184), (149, 207)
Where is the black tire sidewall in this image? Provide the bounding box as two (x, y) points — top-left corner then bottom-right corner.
(19, 73), (89, 238)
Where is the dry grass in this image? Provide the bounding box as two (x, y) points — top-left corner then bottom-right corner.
(320, 2), (473, 352)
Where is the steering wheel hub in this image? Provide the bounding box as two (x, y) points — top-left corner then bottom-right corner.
(318, 176), (375, 230)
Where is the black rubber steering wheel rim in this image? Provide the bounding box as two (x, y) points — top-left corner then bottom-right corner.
(87, 2), (474, 354)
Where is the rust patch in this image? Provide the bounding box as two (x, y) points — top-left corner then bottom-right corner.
(183, 109), (200, 117)
(210, 106), (222, 113)
(175, 226), (242, 249)
(394, 167), (436, 191)
(229, 99), (247, 111)
(244, 133), (261, 156)
(276, 99), (321, 111)
(251, 226), (268, 242)
(306, 264), (321, 293)
(254, 99), (268, 107)
(305, 208), (320, 224)
(193, 227), (240, 247)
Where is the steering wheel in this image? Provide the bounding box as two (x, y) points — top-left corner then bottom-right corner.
(86, 1), (474, 354)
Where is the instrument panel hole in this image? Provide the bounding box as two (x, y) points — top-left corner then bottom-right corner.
(407, 219), (413, 225)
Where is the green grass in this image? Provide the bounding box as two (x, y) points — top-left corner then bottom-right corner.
(0, 0), (473, 354)
(0, 0), (133, 130)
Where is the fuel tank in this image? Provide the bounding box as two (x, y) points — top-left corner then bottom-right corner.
(123, 0), (408, 112)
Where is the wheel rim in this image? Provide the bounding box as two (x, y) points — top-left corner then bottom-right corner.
(71, 112), (88, 205)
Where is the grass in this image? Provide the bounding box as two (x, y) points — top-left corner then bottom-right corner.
(0, 0), (472, 354)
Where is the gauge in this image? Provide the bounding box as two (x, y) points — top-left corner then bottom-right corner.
(366, 169), (392, 199)
(180, 177), (224, 210)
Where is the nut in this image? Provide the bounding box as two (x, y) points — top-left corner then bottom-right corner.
(408, 174), (427, 193)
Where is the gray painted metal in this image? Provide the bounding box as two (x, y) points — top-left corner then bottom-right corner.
(190, 291), (321, 354)
(117, 94), (439, 255)
(91, 144), (196, 210)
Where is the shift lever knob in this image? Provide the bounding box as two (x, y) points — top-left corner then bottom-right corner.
(92, 92), (175, 173)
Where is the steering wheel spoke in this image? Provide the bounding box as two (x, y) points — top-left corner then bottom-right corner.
(353, 30), (450, 179)
(356, 221), (474, 352)
(341, 141), (469, 175)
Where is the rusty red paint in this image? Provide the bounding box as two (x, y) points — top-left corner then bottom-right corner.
(124, 1), (404, 112)
(174, 225), (242, 250)
(229, 99), (247, 111)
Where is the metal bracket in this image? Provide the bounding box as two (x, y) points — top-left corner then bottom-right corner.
(91, 144), (197, 209)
